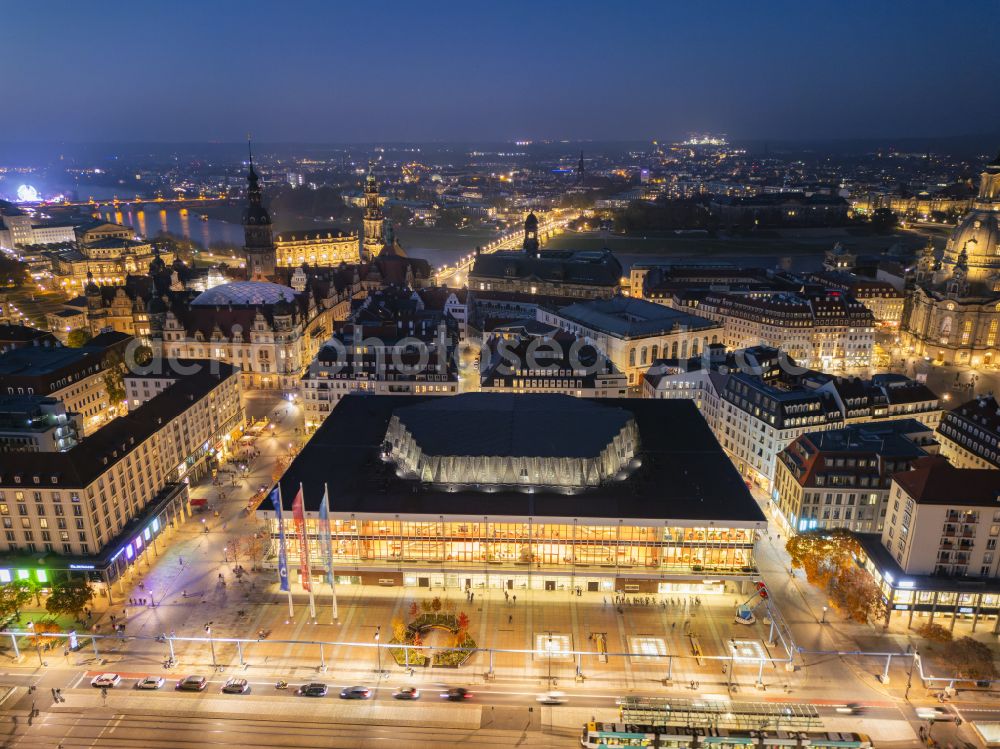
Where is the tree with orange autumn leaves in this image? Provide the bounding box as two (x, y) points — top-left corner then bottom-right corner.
(785, 530), (886, 624)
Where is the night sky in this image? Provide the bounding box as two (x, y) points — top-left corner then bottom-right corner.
(3, 0), (999, 143)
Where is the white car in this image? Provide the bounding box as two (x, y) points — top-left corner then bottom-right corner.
(916, 706), (953, 722)
(536, 691), (567, 705)
(91, 673), (122, 688)
(135, 676), (165, 690)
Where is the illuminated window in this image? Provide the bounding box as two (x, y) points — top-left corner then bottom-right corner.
(989, 320), (998, 347)
(962, 320), (973, 345)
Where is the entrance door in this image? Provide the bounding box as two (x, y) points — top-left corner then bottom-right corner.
(545, 580), (556, 591)
(506, 579), (514, 590)
(418, 577), (430, 588)
(587, 581), (599, 592)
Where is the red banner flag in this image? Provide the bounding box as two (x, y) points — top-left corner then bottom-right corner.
(292, 484), (312, 592)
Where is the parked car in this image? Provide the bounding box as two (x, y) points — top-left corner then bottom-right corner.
(297, 682), (328, 697)
(221, 678), (250, 694)
(135, 676), (165, 690)
(176, 675), (208, 692)
(340, 686), (372, 700)
(90, 673), (122, 688)
(393, 687), (420, 700)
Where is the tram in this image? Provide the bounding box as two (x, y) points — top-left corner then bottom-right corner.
(580, 722), (873, 748)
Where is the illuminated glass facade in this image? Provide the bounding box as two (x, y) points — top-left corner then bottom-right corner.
(267, 515), (757, 581)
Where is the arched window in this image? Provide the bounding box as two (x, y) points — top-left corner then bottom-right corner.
(641, 347), (648, 365)
(671, 341), (679, 358)
(628, 349), (636, 367)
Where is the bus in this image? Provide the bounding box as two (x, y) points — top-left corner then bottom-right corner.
(580, 722), (873, 748)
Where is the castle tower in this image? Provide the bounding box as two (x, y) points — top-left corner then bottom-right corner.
(360, 161), (384, 262)
(523, 212), (540, 257)
(242, 139), (277, 281)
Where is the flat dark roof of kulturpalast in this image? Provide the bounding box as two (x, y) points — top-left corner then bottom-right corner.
(274, 393), (766, 524)
(394, 394), (632, 459)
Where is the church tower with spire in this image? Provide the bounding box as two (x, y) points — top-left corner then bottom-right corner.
(360, 161), (384, 262)
(243, 139), (277, 281)
(522, 212), (540, 257)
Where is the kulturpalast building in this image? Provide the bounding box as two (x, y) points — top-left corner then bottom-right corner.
(903, 152), (1000, 366)
(261, 392), (766, 595)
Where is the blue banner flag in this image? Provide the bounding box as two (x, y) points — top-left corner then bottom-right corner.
(271, 484), (290, 592)
(318, 484), (335, 586)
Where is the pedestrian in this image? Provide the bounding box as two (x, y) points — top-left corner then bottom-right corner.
(512, 595), (516, 604)
(508, 615), (513, 624)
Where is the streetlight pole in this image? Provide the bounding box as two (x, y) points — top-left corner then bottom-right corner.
(374, 626), (382, 678)
(27, 623), (43, 667)
(205, 623), (217, 668)
(821, 606), (828, 624)
(906, 647), (918, 700)
(547, 631), (554, 687)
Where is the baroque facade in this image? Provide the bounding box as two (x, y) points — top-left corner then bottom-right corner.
(903, 153), (1000, 366)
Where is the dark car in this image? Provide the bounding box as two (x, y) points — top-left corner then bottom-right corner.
(441, 687), (471, 701)
(297, 682), (328, 697)
(222, 678), (250, 694)
(340, 685), (372, 699)
(176, 675), (208, 692)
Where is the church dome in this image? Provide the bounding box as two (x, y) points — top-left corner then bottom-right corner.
(191, 280), (297, 306)
(941, 207), (1000, 284)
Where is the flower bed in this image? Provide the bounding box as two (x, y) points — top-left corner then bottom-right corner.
(388, 609), (477, 668)
(388, 638), (429, 667)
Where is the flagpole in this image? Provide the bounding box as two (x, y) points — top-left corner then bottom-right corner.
(300, 483), (317, 619)
(325, 482), (339, 623)
(277, 483), (293, 619)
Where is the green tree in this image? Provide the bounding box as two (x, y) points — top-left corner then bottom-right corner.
(103, 367), (126, 407)
(0, 581), (34, 621)
(66, 329), (92, 348)
(45, 581), (94, 619)
(132, 345), (153, 366)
